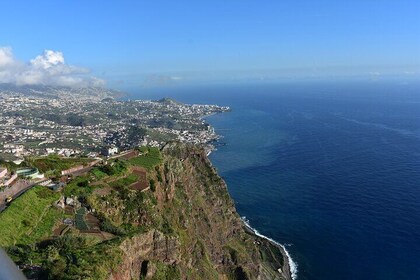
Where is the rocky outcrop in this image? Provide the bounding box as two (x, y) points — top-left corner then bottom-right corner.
(109, 230), (180, 280)
(108, 143), (291, 280)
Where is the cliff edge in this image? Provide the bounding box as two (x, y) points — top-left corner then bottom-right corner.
(108, 143), (291, 280)
(3, 143), (291, 280)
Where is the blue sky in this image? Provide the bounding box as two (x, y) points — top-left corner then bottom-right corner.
(0, 0), (419, 88)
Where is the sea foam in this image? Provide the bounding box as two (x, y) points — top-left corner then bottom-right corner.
(241, 217), (298, 280)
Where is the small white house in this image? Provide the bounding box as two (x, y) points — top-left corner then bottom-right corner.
(102, 146), (119, 157)
(0, 167), (7, 179)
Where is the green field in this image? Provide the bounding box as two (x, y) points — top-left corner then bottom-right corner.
(0, 186), (61, 247)
(129, 147), (162, 170)
(109, 173), (139, 188)
(31, 154), (93, 173)
(90, 167), (108, 180)
(63, 175), (95, 197)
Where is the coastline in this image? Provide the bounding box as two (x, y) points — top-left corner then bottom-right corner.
(203, 112), (297, 280)
(204, 139), (296, 279)
(242, 217), (297, 280)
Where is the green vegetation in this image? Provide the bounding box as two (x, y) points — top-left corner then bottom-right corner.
(75, 208), (89, 230)
(98, 159), (127, 176)
(156, 166), (163, 182)
(8, 235), (123, 280)
(151, 262), (181, 280)
(126, 126), (147, 143)
(0, 186), (61, 246)
(160, 218), (174, 235)
(0, 158), (20, 172)
(63, 175), (95, 198)
(90, 167), (108, 180)
(149, 179), (156, 192)
(98, 214), (125, 236)
(130, 147), (162, 170)
(0, 145), (282, 280)
(31, 154), (92, 173)
(66, 113), (86, 126)
(109, 173), (138, 188)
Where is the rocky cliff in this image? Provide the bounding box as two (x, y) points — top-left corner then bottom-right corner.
(108, 143), (291, 280)
(4, 143), (291, 280)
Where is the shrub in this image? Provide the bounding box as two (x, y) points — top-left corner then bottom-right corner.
(149, 179), (156, 192)
(77, 179), (89, 188)
(161, 219), (173, 235)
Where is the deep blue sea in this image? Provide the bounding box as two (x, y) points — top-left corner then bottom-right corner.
(130, 81), (420, 280)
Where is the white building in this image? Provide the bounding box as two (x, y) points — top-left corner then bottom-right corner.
(0, 167), (7, 179)
(4, 174), (18, 186)
(102, 146), (119, 157)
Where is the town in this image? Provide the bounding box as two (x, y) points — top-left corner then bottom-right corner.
(0, 85), (230, 161)
(0, 85), (230, 212)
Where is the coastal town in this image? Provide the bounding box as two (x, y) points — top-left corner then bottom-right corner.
(0, 85), (229, 212)
(0, 85), (230, 161)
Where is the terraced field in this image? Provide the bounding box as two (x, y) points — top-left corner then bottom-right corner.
(0, 186), (61, 246)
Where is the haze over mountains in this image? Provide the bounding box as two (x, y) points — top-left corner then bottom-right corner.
(0, 83), (122, 100)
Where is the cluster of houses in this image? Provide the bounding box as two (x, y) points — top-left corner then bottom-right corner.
(1, 144), (25, 156)
(45, 148), (82, 157)
(0, 143), (84, 161)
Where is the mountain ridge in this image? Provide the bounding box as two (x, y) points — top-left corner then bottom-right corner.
(0, 83), (124, 100)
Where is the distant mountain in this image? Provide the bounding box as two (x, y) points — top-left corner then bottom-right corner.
(156, 97), (182, 105)
(0, 83), (125, 100)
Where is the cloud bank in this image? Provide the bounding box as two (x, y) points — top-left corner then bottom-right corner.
(0, 47), (105, 87)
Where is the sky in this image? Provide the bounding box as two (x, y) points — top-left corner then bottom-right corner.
(0, 0), (419, 88)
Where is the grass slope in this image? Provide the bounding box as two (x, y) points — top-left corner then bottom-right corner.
(129, 147), (162, 170)
(0, 186), (61, 247)
(32, 154), (93, 173)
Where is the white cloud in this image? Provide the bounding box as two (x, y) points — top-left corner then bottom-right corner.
(0, 47), (16, 67)
(31, 50), (65, 69)
(0, 47), (105, 87)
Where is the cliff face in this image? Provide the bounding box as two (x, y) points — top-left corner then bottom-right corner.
(109, 230), (180, 280)
(109, 143), (290, 280)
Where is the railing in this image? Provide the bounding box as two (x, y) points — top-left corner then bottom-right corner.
(0, 249), (27, 280)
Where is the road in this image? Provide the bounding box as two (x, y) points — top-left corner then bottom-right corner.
(0, 178), (49, 212)
(0, 155), (115, 213)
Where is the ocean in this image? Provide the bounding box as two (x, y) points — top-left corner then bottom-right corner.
(130, 81), (420, 280)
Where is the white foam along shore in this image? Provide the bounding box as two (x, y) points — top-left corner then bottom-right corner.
(241, 217), (298, 280)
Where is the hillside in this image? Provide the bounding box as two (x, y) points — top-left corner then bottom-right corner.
(1, 144), (290, 279)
